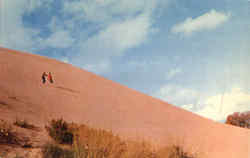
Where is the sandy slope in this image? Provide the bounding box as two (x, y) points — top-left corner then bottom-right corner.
(0, 47), (249, 158)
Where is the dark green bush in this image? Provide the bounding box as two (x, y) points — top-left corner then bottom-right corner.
(45, 118), (74, 145)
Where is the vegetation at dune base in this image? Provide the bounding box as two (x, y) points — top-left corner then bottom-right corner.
(44, 118), (197, 158)
(42, 143), (74, 158)
(14, 118), (36, 130)
(45, 118), (74, 145)
(0, 119), (20, 145)
(226, 111), (250, 129)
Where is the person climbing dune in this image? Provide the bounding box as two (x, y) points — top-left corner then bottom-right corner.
(48, 72), (54, 84)
(42, 72), (47, 84)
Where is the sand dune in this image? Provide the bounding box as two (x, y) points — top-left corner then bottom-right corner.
(0, 47), (249, 158)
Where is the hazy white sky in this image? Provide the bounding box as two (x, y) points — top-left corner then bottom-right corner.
(1, 0), (250, 122)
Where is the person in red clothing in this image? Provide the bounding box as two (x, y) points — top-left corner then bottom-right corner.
(48, 72), (54, 83)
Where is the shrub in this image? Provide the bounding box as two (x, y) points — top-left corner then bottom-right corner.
(14, 118), (36, 130)
(42, 143), (74, 158)
(226, 111), (250, 129)
(0, 119), (19, 145)
(168, 145), (194, 158)
(45, 118), (74, 145)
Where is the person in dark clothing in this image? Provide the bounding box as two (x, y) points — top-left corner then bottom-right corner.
(42, 72), (47, 84)
(48, 72), (54, 83)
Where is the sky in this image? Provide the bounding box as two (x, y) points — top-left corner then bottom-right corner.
(0, 0), (250, 122)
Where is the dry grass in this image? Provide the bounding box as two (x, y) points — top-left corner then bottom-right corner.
(167, 145), (195, 158)
(74, 125), (127, 158)
(42, 143), (74, 158)
(44, 118), (198, 158)
(13, 154), (25, 158)
(14, 118), (36, 130)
